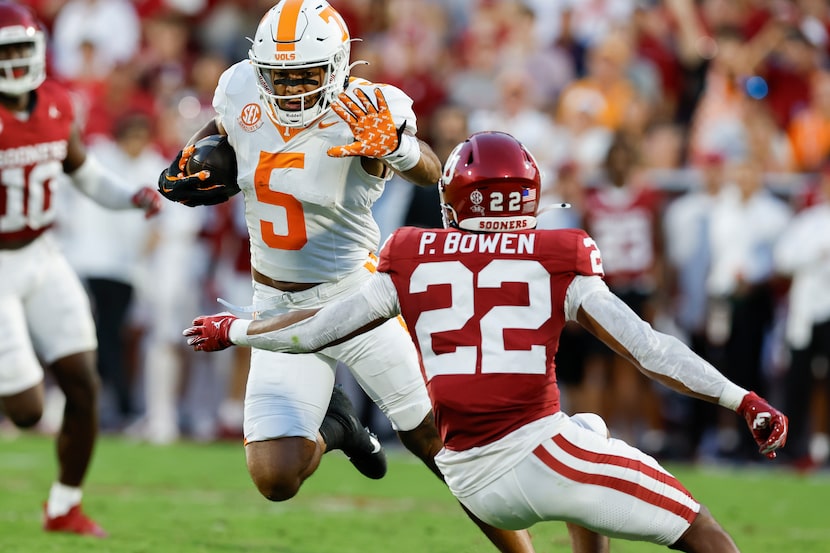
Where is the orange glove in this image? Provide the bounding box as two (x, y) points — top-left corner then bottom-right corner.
(327, 88), (420, 171)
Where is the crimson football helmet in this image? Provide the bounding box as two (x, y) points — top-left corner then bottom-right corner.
(248, 0), (355, 128)
(440, 132), (541, 232)
(0, 1), (46, 96)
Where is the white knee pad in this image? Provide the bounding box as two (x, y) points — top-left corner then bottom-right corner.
(570, 412), (610, 438)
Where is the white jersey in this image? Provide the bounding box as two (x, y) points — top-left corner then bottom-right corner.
(214, 61), (418, 283)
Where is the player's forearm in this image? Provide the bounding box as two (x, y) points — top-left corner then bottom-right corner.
(575, 281), (747, 410)
(234, 309), (321, 347)
(631, 329), (748, 409)
(69, 155), (138, 209)
(231, 273), (401, 352)
(398, 140), (442, 187)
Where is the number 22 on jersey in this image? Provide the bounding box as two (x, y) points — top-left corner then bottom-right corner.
(411, 259), (550, 381)
(409, 236), (603, 381)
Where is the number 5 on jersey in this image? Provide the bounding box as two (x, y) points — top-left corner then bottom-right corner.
(255, 152), (307, 250)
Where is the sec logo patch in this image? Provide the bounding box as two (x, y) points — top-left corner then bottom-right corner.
(238, 103), (263, 132)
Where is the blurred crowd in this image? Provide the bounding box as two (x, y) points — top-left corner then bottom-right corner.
(11, 0), (830, 469)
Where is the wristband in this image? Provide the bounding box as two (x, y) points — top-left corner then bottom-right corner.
(719, 383), (750, 411)
(229, 319), (252, 346)
(382, 133), (420, 172)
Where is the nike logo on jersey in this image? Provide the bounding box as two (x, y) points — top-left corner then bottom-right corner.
(318, 120), (338, 129)
(48, 105), (61, 119)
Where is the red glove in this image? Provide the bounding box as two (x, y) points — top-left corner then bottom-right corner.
(736, 391), (788, 459)
(132, 186), (162, 218)
(183, 313), (238, 352)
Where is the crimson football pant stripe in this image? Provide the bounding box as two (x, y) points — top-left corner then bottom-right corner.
(533, 434), (697, 524)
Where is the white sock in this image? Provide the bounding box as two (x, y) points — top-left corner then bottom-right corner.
(144, 344), (181, 442)
(47, 482), (82, 518)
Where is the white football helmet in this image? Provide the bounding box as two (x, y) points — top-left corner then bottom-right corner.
(0, 1), (46, 96)
(248, 0), (352, 128)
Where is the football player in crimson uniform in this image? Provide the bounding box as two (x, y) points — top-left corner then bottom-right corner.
(186, 132), (789, 552)
(158, 1), (547, 552)
(0, 1), (161, 538)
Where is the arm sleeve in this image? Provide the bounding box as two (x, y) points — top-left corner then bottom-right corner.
(565, 275), (748, 410)
(67, 155), (136, 210)
(238, 272), (401, 352)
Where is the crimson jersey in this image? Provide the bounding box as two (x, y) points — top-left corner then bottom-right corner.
(377, 227), (604, 451)
(583, 184), (663, 291)
(0, 80), (74, 243)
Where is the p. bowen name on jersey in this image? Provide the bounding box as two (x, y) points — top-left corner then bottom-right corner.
(418, 231), (536, 256)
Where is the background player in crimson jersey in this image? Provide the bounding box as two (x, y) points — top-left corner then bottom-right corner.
(581, 131), (668, 450)
(0, 2), (161, 538)
(186, 132), (789, 552)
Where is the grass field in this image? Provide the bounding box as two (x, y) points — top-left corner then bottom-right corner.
(1, 432), (828, 553)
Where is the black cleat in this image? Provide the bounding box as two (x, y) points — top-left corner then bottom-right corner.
(325, 385), (387, 479)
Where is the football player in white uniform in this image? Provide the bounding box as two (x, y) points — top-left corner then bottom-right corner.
(159, 2), (552, 552)
(184, 132), (789, 552)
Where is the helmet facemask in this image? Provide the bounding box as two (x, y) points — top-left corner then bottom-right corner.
(0, 28), (46, 96)
(248, 1), (352, 128)
(439, 189), (460, 230)
(251, 48), (349, 128)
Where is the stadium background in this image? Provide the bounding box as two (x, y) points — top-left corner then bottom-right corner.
(6, 0), (829, 470)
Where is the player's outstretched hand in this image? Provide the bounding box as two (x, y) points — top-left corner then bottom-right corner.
(737, 391), (788, 459)
(183, 313), (238, 352)
(157, 146), (230, 207)
(327, 88), (401, 159)
(131, 186), (162, 218)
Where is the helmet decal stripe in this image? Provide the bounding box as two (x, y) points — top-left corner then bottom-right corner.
(275, 0), (304, 52)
